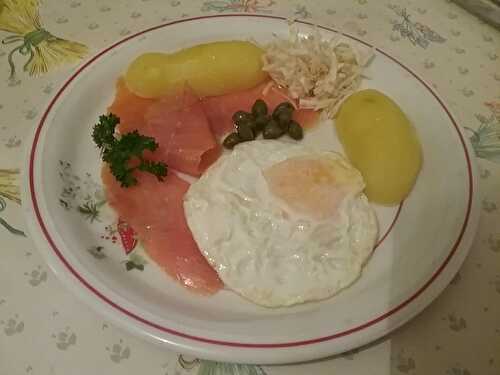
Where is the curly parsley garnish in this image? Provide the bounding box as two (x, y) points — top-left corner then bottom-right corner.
(92, 113), (167, 187)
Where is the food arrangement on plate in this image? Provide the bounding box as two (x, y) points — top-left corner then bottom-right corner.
(92, 26), (423, 308)
(22, 14), (478, 362)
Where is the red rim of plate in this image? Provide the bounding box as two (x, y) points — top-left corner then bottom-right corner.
(28, 14), (473, 349)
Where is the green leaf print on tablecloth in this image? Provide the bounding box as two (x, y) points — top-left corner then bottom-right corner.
(465, 102), (500, 163)
(389, 5), (446, 48)
(0, 168), (25, 236)
(0, 0), (88, 81)
(201, 0), (275, 13)
(179, 355), (267, 375)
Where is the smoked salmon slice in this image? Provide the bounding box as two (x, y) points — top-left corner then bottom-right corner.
(201, 80), (319, 138)
(108, 80), (221, 177)
(144, 87), (221, 176)
(108, 79), (155, 132)
(102, 167), (223, 295)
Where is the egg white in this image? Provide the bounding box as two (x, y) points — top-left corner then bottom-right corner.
(183, 140), (378, 307)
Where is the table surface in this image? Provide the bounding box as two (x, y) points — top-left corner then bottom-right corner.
(1, 0), (499, 374)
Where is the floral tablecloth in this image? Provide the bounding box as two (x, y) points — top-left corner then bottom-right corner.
(1, 0), (499, 374)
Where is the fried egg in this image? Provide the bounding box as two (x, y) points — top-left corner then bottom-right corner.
(183, 140), (378, 307)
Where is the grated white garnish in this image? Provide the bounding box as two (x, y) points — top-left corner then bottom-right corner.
(261, 26), (374, 117)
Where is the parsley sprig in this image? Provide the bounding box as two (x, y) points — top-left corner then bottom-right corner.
(92, 113), (167, 187)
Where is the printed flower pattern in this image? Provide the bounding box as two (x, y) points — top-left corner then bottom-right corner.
(57, 161), (144, 269)
(178, 356), (267, 375)
(465, 102), (500, 163)
(58, 160), (105, 222)
(201, 0), (275, 13)
(389, 5), (446, 48)
(0, 169), (24, 236)
(0, 0), (88, 81)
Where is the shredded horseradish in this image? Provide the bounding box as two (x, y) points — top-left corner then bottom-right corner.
(261, 26), (374, 117)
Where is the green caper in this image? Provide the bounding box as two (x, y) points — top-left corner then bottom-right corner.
(254, 114), (270, 132)
(236, 117), (256, 130)
(276, 110), (292, 130)
(232, 110), (253, 126)
(263, 119), (285, 139)
(223, 132), (242, 149)
(252, 99), (268, 117)
(273, 102), (295, 117)
(237, 122), (255, 141)
(288, 120), (303, 140)
(246, 119), (259, 132)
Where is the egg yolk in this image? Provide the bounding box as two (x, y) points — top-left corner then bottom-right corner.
(263, 156), (364, 220)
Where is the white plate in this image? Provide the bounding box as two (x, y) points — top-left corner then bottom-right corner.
(22, 15), (480, 365)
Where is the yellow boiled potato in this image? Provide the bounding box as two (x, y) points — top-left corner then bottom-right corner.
(123, 53), (179, 98)
(124, 41), (268, 98)
(335, 89), (422, 205)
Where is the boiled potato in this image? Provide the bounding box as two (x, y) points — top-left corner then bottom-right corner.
(123, 53), (177, 98)
(335, 89), (422, 205)
(124, 41), (268, 98)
